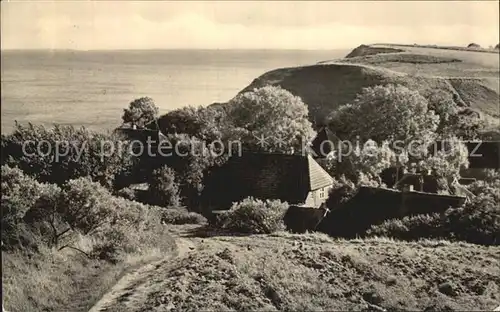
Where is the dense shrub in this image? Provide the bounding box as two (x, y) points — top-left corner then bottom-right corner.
(366, 190), (500, 245)
(160, 208), (207, 225)
(466, 178), (500, 201)
(325, 178), (357, 210)
(366, 213), (446, 240)
(1, 123), (134, 189)
(1, 165), (171, 261)
(148, 166), (181, 207)
(218, 197), (288, 234)
(1, 165), (62, 251)
(446, 194), (499, 245)
(164, 134), (229, 210)
(115, 186), (137, 201)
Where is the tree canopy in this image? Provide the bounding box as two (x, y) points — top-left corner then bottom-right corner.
(328, 84), (439, 145)
(122, 97), (159, 128)
(226, 86), (315, 153)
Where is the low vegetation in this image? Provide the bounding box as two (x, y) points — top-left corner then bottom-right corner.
(215, 197), (288, 234)
(1, 165), (202, 312)
(107, 233), (500, 312)
(366, 177), (500, 245)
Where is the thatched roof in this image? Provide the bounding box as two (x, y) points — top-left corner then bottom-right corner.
(310, 127), (342, 158)
(202, 153), (334, 208)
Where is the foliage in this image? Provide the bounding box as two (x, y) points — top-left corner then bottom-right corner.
(154, 105), (226, 142)
(424, 89), (460, 135)
(328, 84), (439, 145)
(160, 208), (207, 225)
(227, 86), (315, 153)
(122, 97), (159, 128)
(366, 213), (446, 240)
(326, 140), (398, 184)
(163, 134), (229, 210)
(1, 166), (172, 261)
(446, 194), (499, 245)
(1, 165), (61, 251)
(218, 197), (288, 234)
(466, 177), (500, 201)
(56, 177), (117, 235)
(324, 178), (357, 210)
(448, 108), (486, 140)
(1, 123), (133, 189)
(115, 186), (136, 201)
(148, 166), (181, 207)
(421, 136), (469, 178)
(367, 180), (500, 245)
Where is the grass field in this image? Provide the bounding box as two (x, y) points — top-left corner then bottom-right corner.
(96, 225), (500, 312)
(2, 231), (177, 312)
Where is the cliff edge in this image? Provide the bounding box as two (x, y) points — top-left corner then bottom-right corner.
(233, 44), (499, 127)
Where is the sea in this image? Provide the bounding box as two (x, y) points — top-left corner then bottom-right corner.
(1, 49), (349, 134)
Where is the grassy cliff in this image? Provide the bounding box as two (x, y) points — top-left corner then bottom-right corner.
(236, 44), (499, 127)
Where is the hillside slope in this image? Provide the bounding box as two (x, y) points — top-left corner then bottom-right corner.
(237, 44), (499, 126)
(96, 227), (500, 312)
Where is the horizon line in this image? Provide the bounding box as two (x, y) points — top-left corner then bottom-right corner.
(1, 47), (353, 52)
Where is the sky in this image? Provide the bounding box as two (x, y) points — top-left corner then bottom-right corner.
(1, 1), (499, 50)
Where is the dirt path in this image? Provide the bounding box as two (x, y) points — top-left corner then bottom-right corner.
(88, 235), (198, 312)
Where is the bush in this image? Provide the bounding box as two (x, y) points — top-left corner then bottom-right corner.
(218, 197), (288, 234)
(1, 165), (171, 261)
(446, 194), (499, 245)
(115, 186), (136, 201)
(325, 178), (357, 210)
(467, 178), (500, 201)
(1, 165), (62, 251)
(148, 166), (181, 207)
(160, 208), (207, 225)
(1, 123), (134, 189)
(366, 191), (499, 245)
(366, 213), (446, 240)
(57, 177), (117, 235)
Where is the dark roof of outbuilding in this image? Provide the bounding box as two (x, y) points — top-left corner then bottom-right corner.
(310, 127), (341, 158)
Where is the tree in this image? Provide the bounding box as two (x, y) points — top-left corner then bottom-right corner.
(448, 108), (485, 140)
(424, 89), (460, 135)
(149, 166), (181, 207)
(153, 105), (226, 142)
(226, 86), (315, 153)
(1, 123), (134, 190)
(56, 177), (116, 235)
(328, 84), (439, 145)
(421, 135), (469, 178)
(326, 140), (400, 185)
(163, 134), (229, 210)
(122, 97), (159, 128)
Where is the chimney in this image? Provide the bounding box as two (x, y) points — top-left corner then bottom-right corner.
(403, 184), (414, 192)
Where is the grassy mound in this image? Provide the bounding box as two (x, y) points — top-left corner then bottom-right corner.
(236, 44), (499, 125)
(109, 233), (500, 311)
(345, 44), (404, 58)
(343, 53), (462, 65)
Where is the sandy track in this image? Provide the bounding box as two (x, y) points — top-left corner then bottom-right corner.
(88, 237), (197, 312)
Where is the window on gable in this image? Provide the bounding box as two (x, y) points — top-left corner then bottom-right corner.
(319, 187), (325, 199)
